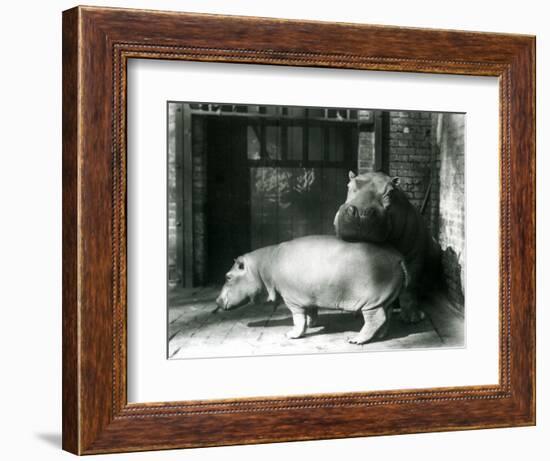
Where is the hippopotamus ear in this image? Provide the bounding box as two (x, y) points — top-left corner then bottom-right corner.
(348, 171), (357, 181)
(391, 176), (401, 187)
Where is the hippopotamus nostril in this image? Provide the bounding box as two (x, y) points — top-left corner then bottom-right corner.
(346, 205), (358, 217)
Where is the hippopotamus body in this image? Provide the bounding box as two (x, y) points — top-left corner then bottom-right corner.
(216, 235), (407, 344)
(333, 171), (441, 323)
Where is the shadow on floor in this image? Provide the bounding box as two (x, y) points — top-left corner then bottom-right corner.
(247, 310), (435, 341)
(35, 432), (61, 448)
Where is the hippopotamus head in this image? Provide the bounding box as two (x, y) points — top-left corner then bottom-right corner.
(334, 171), (400, 243)
(216, 255), (263, 310)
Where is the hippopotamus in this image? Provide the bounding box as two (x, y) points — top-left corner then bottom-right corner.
(333, 171), (441, 323)
(215, 235), (408, 344)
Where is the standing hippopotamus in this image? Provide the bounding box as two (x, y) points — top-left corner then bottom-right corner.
(334, 171), (442, 323)
(215, 235), (408, 344)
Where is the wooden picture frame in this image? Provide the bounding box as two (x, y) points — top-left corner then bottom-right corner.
(62, 5), (535, 455)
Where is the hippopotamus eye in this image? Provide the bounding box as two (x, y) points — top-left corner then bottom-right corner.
(238, 262), (245, 270)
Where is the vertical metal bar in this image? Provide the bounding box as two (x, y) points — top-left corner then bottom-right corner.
(182, 104), (194, 287)
(323, 122), (329, 162)
(374, 110), (383, 171)
(381, 111), (391, 174)
(350, 125), (358, 171)
(303, 109), (309, 164)
(260, 120), (266, 159)
(281, 119), (288, 161)
(174, 103), (185, 287)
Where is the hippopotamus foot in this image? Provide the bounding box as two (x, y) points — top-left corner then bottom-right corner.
(347, 305), (390, 345)
(306, 307), (319, 328)
(398, 290), (425, 323)
(400, 308), (425, 323)
(286, 310), (307, 339)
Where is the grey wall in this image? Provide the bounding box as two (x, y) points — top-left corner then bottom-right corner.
(434, 113), (465, 309)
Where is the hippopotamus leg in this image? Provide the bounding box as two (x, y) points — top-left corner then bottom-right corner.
(285, 304), (308, 339)
(398, 287), (426, 323)
(397, 259), (426, 323)
(306, 307), (319, 328)
(348, 305), (392, 345)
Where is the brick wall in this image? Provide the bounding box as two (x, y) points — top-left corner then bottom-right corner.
(428, 114), (441, 241)
(167, 104), (178, 286)
(434, 113), (465, 309)
(357, 111), (434, 229)
(357, 110), (375, 174)
(387, 111), (434, 213)
(388, 111), (464, 309)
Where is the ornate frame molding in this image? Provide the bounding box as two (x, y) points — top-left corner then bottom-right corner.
(63, 6), (535, 454)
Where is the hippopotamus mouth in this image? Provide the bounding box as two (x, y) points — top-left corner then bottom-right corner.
(335, 204), (390, 243)
(215, 292), (251, 311)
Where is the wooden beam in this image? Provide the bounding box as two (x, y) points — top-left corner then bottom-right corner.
(182, 105), (194, 287)
(174, 103), (185, 287)
(189, 110), (360, 124)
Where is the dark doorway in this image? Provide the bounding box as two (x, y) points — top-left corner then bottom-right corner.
(205, 117), (251, 284)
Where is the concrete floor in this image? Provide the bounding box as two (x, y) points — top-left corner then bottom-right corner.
(168, 285), (464, 359)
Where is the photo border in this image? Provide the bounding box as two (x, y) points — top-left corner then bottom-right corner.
(62, 6), (535, 454)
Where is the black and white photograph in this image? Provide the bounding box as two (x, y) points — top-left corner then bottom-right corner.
(167, 102), (465, 359)
(1, 0), (543, 458)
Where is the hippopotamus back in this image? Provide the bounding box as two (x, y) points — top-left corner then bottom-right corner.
(271, 235), (405, 312)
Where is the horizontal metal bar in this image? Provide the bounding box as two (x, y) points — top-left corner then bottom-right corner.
(189, 110), (360, 124)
